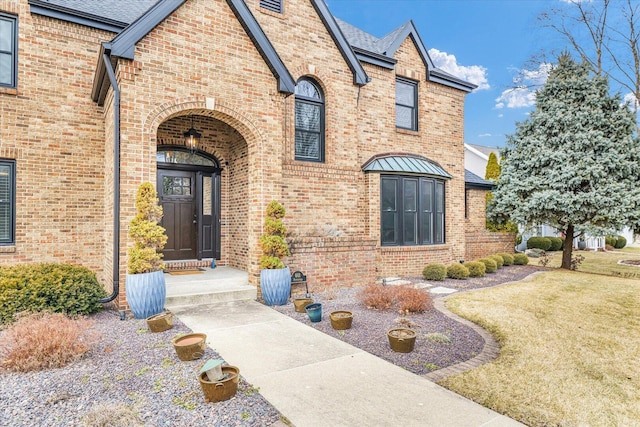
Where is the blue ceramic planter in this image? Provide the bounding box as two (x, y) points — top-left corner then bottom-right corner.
(305, 303), (322, 322)
(260, 267), (291, 306)
(126, 270), (166, 319)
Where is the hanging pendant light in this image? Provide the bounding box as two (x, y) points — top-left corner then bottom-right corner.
(183, 116), (201, 153)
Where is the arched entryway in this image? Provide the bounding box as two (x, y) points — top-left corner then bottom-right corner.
(156, 147), (221, 261)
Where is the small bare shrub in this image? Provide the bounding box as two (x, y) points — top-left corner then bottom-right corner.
(0, 312), (96, 372)
(571, 254), (585, 270)
(605, 244), (615, 251)
(357, 284), (394, 310)
(81, 402), (143, 427)
(394, 286), (432, 314)
(538, 252), (551, 267)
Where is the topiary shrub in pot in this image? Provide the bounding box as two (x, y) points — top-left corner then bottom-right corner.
(422, 263), (447, 281)
(465, 261), (486, 277)
(447, 263), (469, 280)
(259, 201), (291, 306)
(126, 182), (168, 319)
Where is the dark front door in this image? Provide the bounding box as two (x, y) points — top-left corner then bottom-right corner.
(158, 170), (197, 261)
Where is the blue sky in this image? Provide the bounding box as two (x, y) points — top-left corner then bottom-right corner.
(325, 0), (559, 148)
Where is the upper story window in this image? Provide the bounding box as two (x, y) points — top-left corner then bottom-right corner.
(295, 78), (325, 162)
(0, 13), (17, 89)
(381, 175), (445, 246)
(0, 160), (15, 245)
(260, 0), (283, 13)
(396, 78), (418, 131)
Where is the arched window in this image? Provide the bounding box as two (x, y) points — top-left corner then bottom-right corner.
(295, 78), (324, 162)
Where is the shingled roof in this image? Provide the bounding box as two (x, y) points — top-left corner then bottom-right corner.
(465, 170), (494, 190)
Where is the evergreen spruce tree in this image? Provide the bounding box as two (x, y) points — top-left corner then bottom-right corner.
(490, 54), (640, 269)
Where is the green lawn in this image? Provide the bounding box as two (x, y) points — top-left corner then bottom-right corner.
(440, 269), (640, 426)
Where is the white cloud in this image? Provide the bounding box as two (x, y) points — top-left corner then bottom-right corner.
(428, 48), (490, 91)
(478, 133), (492, 138)
(622, 92), (639, 110)
(498, 113), (504, 118)
(495, 63), (552, 109)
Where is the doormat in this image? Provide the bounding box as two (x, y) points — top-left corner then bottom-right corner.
(167, 268), (205, 275)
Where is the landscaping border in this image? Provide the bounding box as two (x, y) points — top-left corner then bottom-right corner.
(424, 271), (546, 382)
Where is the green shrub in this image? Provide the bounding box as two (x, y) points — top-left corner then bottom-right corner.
(447, 263), (470, 280)
(259, 201), (290, 270)
(605, 235), (617, 247)
(489, 254), (504, 268)
(516, 234), (523, 245)
(0, 263), (106, 324)
(548, 237), (563, 251)
(513, 253), (530, 265)
(497, 253), (514, 266)
(465, 261), (486, 277)
(526, 236), (552, 251)
(614, 235), (627, 249)
(478, 258), (497, 273)
(422, 263), (447, 281)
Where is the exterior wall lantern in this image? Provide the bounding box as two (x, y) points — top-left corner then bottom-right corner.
(183, 116), (201, 153)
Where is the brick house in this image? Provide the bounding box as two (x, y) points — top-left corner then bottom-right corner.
(0, 0), (511, 310)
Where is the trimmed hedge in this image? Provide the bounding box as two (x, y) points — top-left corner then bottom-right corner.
(513, 253), (530, 265)
(0, 263), (106, 324)
(548, 237), (563, 251)
(423, 263), (447, 281)
(465, 261), (486, 277)
(497, 253), (514, 266)
(614, 235), (627, 249)
(447, 263), (470, 280)
(489, 254), (504, 269)
(478, 258), (498, 273)
(527, 237), (552, 251)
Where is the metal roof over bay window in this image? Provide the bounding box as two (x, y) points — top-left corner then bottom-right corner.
(361, 153), (452, 179)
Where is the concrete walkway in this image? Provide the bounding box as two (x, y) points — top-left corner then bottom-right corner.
(170, 300), (524, 427)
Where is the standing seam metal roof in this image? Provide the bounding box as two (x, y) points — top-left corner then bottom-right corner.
(362, 154), (452, 179)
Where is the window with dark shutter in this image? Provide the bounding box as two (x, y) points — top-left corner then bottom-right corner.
(381, 175), (445, 246)
(0, 160), (15, 245)
(260, 0), (283, 13)
(0, 13), (18, 89)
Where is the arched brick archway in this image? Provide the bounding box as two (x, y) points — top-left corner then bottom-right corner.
(141, 97), (266, 282)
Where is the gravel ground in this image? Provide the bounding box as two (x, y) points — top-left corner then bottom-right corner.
(0, 311), (282, 427)
(272, 265), (547, 376)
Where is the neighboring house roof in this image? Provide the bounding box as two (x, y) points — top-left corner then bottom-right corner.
(362, 153), (452, 179)
(465, 143), (499, 159)
(465, 170), (494, 190)
(335, 17), (476, 93)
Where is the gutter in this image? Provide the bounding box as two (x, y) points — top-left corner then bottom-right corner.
(98, 50), (121, 305)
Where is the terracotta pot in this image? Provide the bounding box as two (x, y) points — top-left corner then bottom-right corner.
(198, 365), (239, 402)
(387, 328), (416, 353)
(293, 297), (313, 313)
(146, 311), (173, 333)
(172, 333), (207, 361)
(329, 310), (353, 330)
